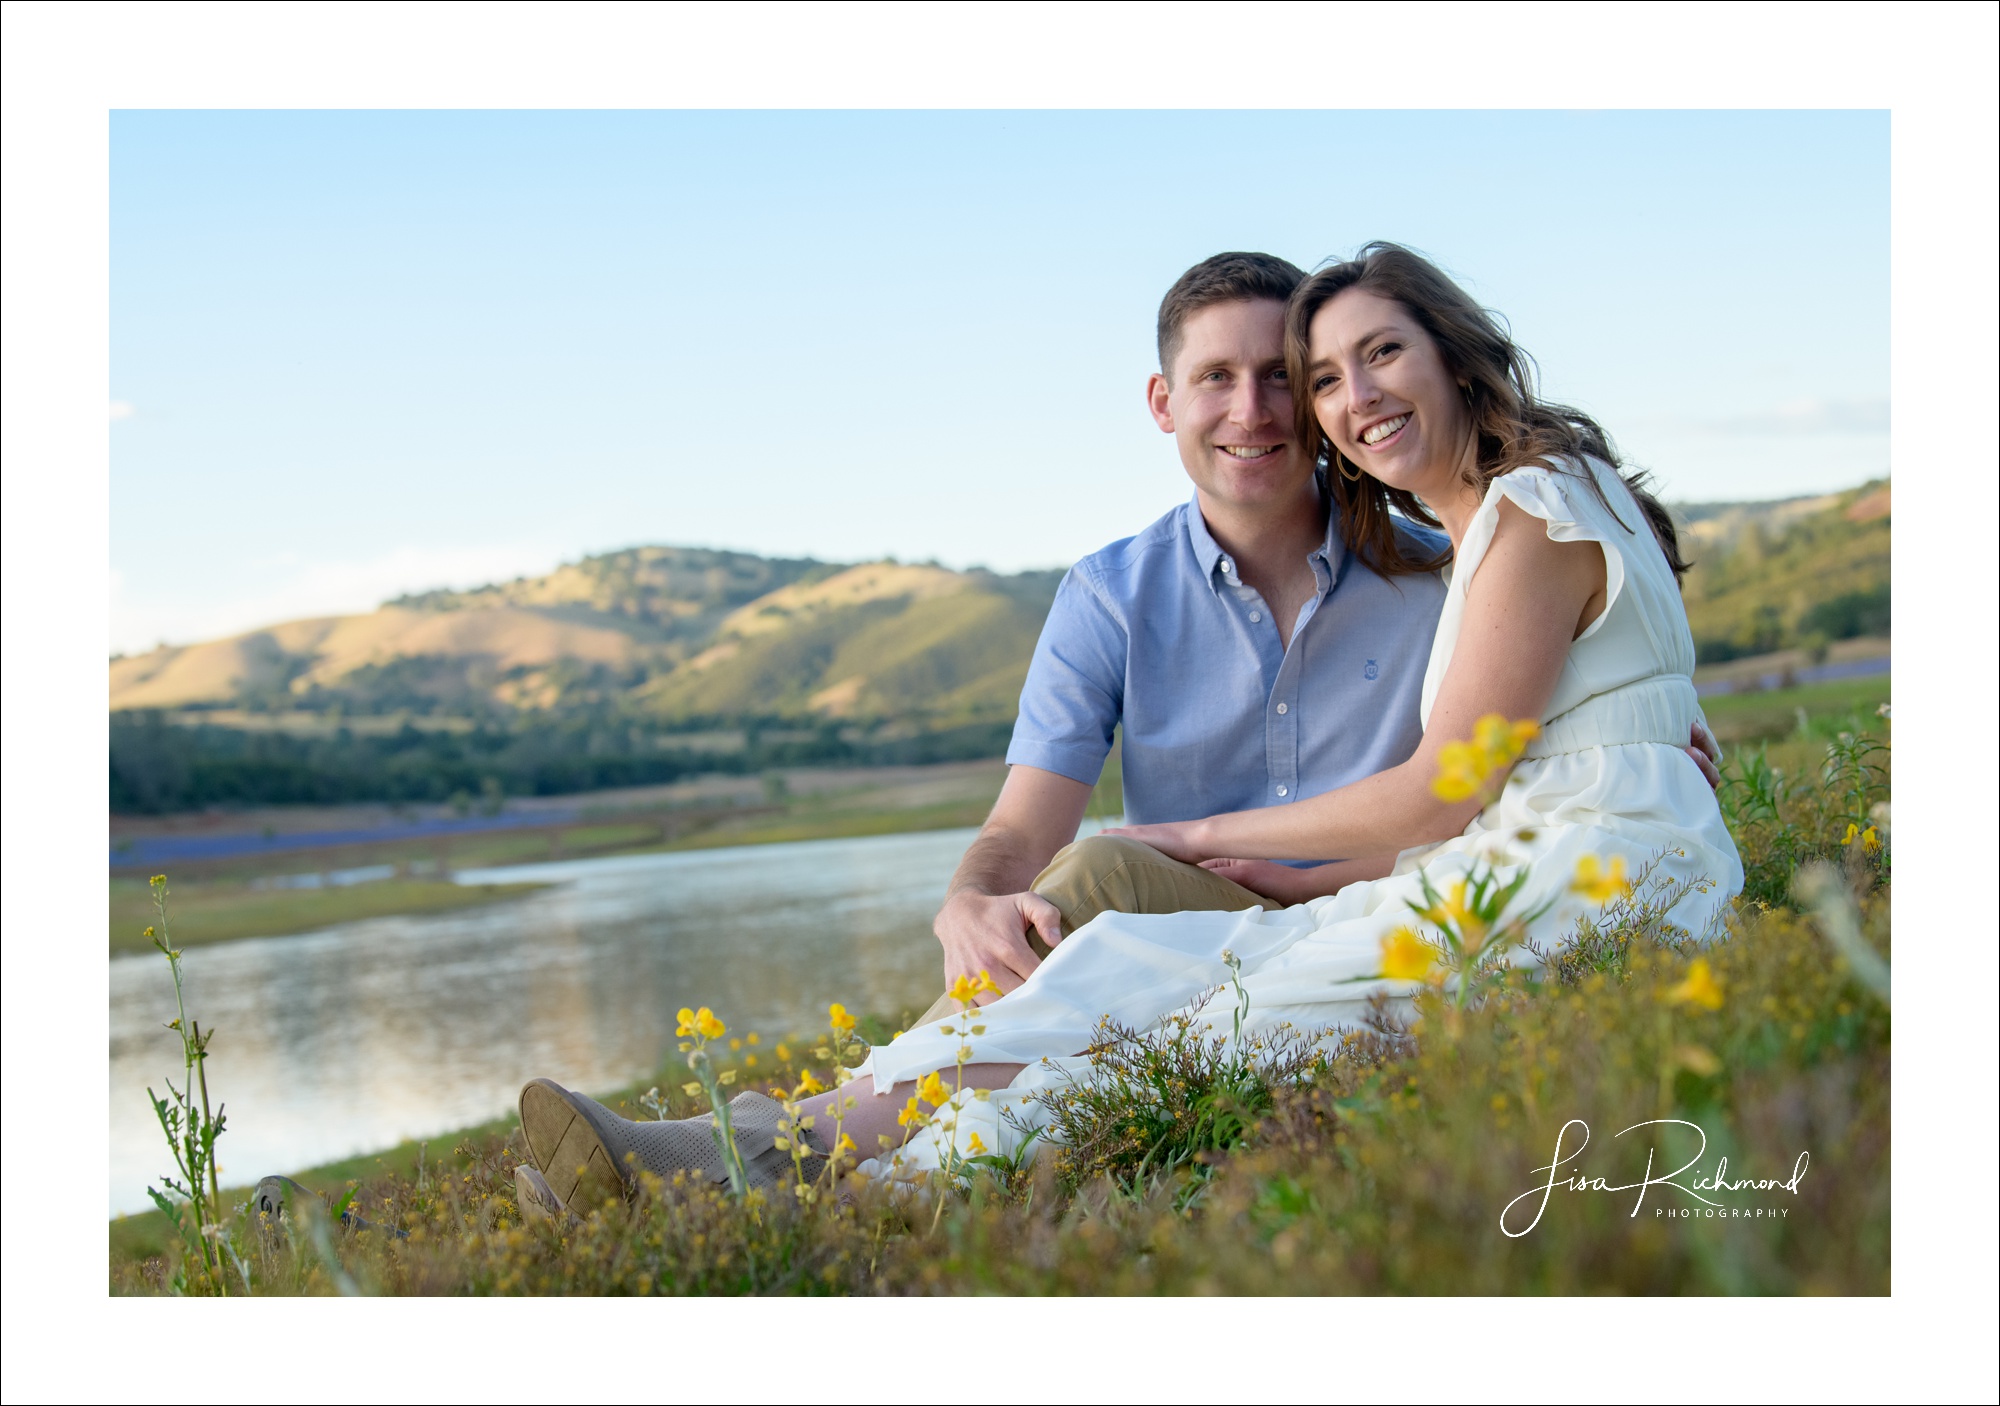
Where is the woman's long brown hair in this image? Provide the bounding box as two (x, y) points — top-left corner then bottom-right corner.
(1285, 242), (1689, 580)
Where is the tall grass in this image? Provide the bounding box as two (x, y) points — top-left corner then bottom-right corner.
(112, 727), (1891, 1296)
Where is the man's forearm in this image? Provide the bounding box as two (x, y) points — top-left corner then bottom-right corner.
(946, 822), (1055, 900)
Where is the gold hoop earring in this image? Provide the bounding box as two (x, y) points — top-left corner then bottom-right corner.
(1337, 458), (1364, 483)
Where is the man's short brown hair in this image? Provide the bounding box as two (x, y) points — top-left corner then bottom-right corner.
(1156, 251), (1307, 382)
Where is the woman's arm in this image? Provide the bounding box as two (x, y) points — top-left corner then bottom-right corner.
(1198, 854), (1398, 905)
(1111, 499), (1607, 864)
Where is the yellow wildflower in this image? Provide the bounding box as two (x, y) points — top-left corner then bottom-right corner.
(1571, 854), (1632, 904)
(1862, 826), (1880, 853)
(695, 1007), (726, 1040)
(897, 1096), (925, 1128)
(915, 1071), (950, 1108)
(1672, 1044), (1722, 1076)
(966, 1131), (989, 1156)
(1379, 927), (1437, 981)
(143, 926), (156, 939)
(149, 874), (166, 887)
(682, 1082), (702, 1097)
(675, 1007), (698, 1037)
(745, 1032), (760, 1046)
(1422, 879), (1490, 953)
(946, 974), (982, 1007)
(828, 1003), (856, 1033)
(1664, 958), (1725, 1011)
(793, 1069), (824, 1096)
(1431, 740), (1484, 802)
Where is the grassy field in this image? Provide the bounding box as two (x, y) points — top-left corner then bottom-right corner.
(1700, 674), (1890, 745)
(110, 723), (1889, 1296)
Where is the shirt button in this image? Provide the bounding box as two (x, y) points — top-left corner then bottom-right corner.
(1275, 702), (1288, 714)
(1276, 785), (1289, 797)
(1249, 611), (1262, 623)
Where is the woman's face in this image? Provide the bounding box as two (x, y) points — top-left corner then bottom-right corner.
(1306, 287), (1472, 500)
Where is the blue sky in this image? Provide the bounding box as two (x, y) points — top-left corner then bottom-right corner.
(109, 110), (1887, 653)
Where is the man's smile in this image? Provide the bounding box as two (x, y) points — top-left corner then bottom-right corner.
(1219, 444), (1283, 460)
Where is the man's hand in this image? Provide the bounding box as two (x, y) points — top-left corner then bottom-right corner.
(933, 887), (1065, 1000)
(1686, 720), (1722, 791)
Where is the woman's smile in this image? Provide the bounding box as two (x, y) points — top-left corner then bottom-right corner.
(1359, 412), (1411, 447)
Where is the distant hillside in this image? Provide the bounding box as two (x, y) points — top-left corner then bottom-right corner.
(110, 547), (1061, 730)
(109, 484), (1886, 813)
(109, 546), (1063, 812)
(1675, 480), (1889, 663)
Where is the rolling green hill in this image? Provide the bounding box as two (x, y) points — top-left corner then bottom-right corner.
(1677, 480), (1889, 663)
(109, 547), (1063, 811)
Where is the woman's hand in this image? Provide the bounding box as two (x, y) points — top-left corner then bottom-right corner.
(1198, 857), (1313, 905)
(1097, 820), (1211, 865)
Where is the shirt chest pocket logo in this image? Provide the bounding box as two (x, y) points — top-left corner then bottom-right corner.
(1364, 659), (1380, 681)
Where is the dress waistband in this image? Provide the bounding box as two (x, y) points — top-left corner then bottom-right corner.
(1520, 675), (1701, 759)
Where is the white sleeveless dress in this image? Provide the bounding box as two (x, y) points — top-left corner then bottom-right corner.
(854, 458), (1744, 1179)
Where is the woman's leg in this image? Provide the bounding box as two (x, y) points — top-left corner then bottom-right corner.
(792, 1064), (1025, 1158)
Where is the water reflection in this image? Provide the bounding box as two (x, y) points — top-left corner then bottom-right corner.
(110, 827), (992, 1216)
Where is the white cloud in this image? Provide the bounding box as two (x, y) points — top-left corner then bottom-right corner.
(1697, 396), (1889, 436)
(109, 400), (136, 421)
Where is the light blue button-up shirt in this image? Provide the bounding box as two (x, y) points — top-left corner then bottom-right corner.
(1007, 493), (1449, 846)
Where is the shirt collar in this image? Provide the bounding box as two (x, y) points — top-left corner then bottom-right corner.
(1184, 486), (1347, 594)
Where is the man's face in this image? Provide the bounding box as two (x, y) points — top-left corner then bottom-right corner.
(1146, 298), (1307, 512)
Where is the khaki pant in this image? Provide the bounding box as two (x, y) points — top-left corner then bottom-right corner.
(910, 834), (1265, 1029)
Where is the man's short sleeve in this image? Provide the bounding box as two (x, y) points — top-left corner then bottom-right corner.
(1005, 562), (1126, 785)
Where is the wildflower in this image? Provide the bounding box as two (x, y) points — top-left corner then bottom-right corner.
(694, 1008), (726, 1040)
(728, 1038), (742, 1051)
(897, 1097), (925, 1128)
(1664, 958), (1725, 1011)
(915, 1071), (950, 1108)
(1863, 826), (1880, 853)
(828, 1002), (856, 1033)
(1421, 880), (1490, 952)
(1431, 716), (1540, 802)
(143, 926), (156, 939)
(966, 1132), (989, 1156)
(745, 1032), (760, 1045)
(1431, 741), (1485, 802)
(683, 1082), (703, 1096)
(1570, 854), (1632, 904)
(675, 1007), (698, 1037)
(793, 1070), (825, 1096)
(150, 874), (166, 887)
(1672, 1044), (1723, 1076)
(1380, 927), (1437, 981)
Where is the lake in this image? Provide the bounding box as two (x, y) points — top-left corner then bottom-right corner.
(109, 824), (1099, 1217)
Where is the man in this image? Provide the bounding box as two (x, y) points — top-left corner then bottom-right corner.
(922, 251), (1718, 1019)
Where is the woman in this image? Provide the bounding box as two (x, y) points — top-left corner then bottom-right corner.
(516, 244), (1743, 1203)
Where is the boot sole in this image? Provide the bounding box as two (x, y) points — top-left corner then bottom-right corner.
(518, 1078), (629, 1214)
